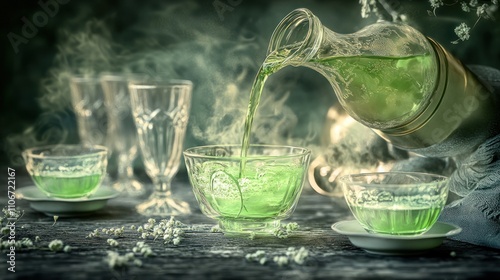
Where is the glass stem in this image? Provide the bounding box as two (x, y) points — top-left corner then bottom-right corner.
(117, 154), (132, 180)
(153, 178), (172, 196)
(126, 164), (135, 178)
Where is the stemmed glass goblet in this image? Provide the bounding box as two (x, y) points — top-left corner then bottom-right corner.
(101, 73), (146, 196)
(129, 80), (193, 216)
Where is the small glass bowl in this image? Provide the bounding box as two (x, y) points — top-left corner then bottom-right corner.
(184, 144), (311, 235)
(23, 144), (108, 199)
(338, 171), (449, 235)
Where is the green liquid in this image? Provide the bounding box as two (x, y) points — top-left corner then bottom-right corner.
(350, 204), (443, 235)
(241, 53), (434, 157)
(241, 58), (282, 160)
(314, 55), (435, 127)
(32, 173), (103, 198)
(194, 163), (305, 219)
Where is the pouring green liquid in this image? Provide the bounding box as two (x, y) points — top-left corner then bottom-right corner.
(241, 53), (434, 158)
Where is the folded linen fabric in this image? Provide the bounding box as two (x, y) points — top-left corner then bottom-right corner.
(392, 65), (500, 248)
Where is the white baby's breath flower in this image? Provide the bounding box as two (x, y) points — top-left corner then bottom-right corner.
(210, 225), (222, 233)
(132, 241), (154, 257)
(48, 240), (64, 252)
(104, 251), (142, 269)
(461, 1), (471, 12)
(454, 22), (471, 43)
(172, 237), (181, 245)
(429, 0), (444, 9)
(20, 238), (33, 247)
(246, 247), (310, 266)
(292, 247), (309, 265)
(1, 226), (9, 235)
(107, 239), (119, 247)
(476, 3), (494, 19)
(63, 245), (72, 253)
(273, 256), (289, 267)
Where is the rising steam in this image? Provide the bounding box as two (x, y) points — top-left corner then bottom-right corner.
(5, 1), (329, 166)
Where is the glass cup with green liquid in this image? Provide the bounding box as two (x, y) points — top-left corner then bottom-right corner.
(23, 145), (108, 199)
(184, 145), (310, 235)
(339, 172), (449, 235)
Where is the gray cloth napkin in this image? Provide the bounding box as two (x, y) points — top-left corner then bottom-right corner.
(438, 134), (500, 249)
(391, 65), (500, 248)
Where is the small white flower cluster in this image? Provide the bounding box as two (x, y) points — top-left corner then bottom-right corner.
(132, 241), (154, 257)
(0, 237), (34, 250)
(1, 207), (24, 221)
(272, 222), (300, 239)
(359, 0), (408, 22)
(1, 207), (24, 237)
(48, 239), (72, 252)
(245, 250), (267, 265)
(107, 238), (119, 247)
(104, 251), (142, 269)
(461, 1), (471, 12)
(429, 0), (444, 10)
(86, 226), (125, 238)
(0, 226), (10, 235)
(283, 247), (309, 265)
(426, 0), (499, 43)
(210, 225), (222, 233)
(245, 247), (310, 267)
(136, 217), (185, 245)
(454, 23), (471, 43)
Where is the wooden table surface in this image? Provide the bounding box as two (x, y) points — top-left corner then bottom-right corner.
(1, 171), (500, 280)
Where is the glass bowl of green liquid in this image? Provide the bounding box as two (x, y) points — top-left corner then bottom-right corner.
(23, 144), (108, 199)
(184, 144), (311, 235)
(339, 172), (449, 235)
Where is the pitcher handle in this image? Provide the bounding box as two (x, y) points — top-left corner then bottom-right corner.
(308, 155), (343, 197)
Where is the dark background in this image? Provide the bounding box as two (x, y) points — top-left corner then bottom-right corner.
(1, 0), (499, 171)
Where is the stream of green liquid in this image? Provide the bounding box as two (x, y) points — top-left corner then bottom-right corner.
(241, 53), (434, 159)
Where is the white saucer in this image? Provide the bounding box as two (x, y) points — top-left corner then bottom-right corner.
(331, 220), (462, 255)
(16, 186), (119, 217)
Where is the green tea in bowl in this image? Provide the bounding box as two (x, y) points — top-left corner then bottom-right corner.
(23, 144), (108, 199)
(184, 144), (310, 235)
(339, 172), (449, 235)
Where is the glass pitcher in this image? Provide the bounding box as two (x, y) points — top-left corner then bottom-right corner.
(265, 8), (499, 159)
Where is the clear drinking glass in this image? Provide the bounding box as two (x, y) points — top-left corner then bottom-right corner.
(129, 80), (193, 216)
(101, 73), (146, 196)
(70, 75), (112, 184)
(184, 144), (311, 235)
(23, 144), (108, 199)
(339, 172), (449, 235)
(70, 75), (110, 147)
